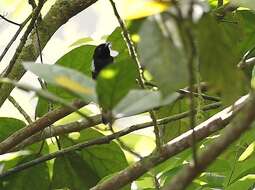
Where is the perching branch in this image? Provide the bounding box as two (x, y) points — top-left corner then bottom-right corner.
(163, 95), (255, 190)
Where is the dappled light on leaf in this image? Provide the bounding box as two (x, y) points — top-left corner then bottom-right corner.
(55, 76), (93, 95)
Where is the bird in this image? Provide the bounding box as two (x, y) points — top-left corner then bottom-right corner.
(91, 42), (118, 124)
(91, 42), (114, 79)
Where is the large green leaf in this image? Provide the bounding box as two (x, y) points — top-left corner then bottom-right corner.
(58, 128), (129, 182)
(2, 155), (50, 190)
(35, 45), (95, 117)
(138, 16), (188, 97)
(96, 27), (138, 110)
(51, 152), (99, 190)
(79, 129), (129, 179)
(113, 89), (179, 118)
(0, 117), (26, 141)
(196, 13), (248, 103)
(23, 62), (97, 103)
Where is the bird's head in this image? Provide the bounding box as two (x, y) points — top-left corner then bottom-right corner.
(93, 43), (112, 59)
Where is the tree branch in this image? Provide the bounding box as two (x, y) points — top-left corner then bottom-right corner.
(0, 99), (86, 154)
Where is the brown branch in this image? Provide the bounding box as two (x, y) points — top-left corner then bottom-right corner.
(8, 95), (33, 124)
(12, 114), (102, 151)
(163, 95), (255, 190)
(0, 99), (86, 154)
(0, 100), (224, 178)
(89, 95), (247, 190)
(0, 0), (98, 108)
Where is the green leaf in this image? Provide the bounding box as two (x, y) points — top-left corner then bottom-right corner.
(59, 128), (129, 180)
(0, 117), (26, 141)
(199, 172), (225, 188)
(135, 176), (155, 189)
(35, 45), (96, 117)
(160, 165), (184, 186)
(239, 142), (255, 161)
(113, 89), (179, 117)
(225, 177), (255, 190)
(196, 13), (247, 103)
(23, 62), (97, 103)
(231, 0), (255, 10)
(2, 155), (50, 190)
(138, 16), (188, 97)
(51, 152), (99, 190)
(79, 129), (129, 179)
(96, 27), (138, 110)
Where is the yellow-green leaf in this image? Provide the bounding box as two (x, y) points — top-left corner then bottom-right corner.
(239, 142), (255, 161)
(122, 0), (170, 20)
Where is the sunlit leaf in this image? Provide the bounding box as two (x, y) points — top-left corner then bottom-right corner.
(23, 62), (97, 103)
(113, 89), (179, 118)
(35, 45), (95, 117)
(138, 16), (188, 97)
(239, 142), (255, 161)
(122, 0), (170, 20)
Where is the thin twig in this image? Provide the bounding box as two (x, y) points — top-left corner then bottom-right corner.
(177, 89), (220, 102)
(0, 14), (32, 63)
(108, 0), (162, 150)
(8, 95), (33, 124)
(1, 0), (45, 77)
(0, 14), (21, 26)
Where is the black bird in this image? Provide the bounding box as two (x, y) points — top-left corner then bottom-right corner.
(92, 42), (117, 124)
(91, 42), (114, 79)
